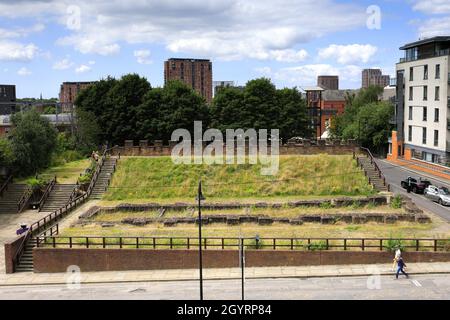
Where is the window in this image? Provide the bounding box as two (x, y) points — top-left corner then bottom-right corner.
(422, 127), (427, 144)
(423, 86), (428, 101)
(435, 108), (439, 122)
(423, 107), (427, 121)
(424, 65), (428, 80)
(408, 125), (412, 142)
(408, 106), (413, 120)
(410, 67), (414, 81)
(434, 130), (439, 147)
(409, 87), (413, 101)
(436, 64), (440, 79)
(435, 86), (440, 101)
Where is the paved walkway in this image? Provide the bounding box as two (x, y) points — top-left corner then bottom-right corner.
(0, 262), (449, 286)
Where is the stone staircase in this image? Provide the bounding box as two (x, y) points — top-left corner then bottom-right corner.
(90, 157), (118, 199)
(15, 237), (37, 272)
(0, 184), (29, 214)
(357, 156), (389, 192)
(40, 184), (77, 212)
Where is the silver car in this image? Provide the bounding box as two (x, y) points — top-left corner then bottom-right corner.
(424, 186), (450, 206)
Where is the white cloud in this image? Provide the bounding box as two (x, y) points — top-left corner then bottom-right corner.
(0, 1), (367, 59)
(418, 17), (450, 38)
(256, 64), (362, 86)
(318, 44), (378, 65)
(17, 67), (32, 76)
(0, 40), (38, 61)
(134, 49), (152, 64)
(88, 60), (95, 65)
(52, 58), (74, 70)
(75, 64), (91, 73)
(413, 0), (450, 14)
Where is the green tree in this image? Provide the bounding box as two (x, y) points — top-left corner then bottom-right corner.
(74, 109), (101, 154)
(210, 86), (245, 131)
(276, 87), (310, 140)
(331, 86), (393, 152)
(10, 110), (58, 176)
(0, 138), (14, 169)
(136, 80), (210, 141)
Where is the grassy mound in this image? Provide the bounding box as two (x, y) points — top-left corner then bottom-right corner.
(103, 155), (374, 201)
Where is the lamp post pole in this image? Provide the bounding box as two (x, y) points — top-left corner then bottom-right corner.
(197, 180), (205, 301)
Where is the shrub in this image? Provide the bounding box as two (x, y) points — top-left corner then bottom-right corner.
(26, 177), (47, 191)
(305, 240), (328, 251)
(245, 236), (264, 250)
(391, 195), (402, 209)
(384, 237), (405, 252)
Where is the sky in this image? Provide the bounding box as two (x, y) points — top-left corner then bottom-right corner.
(0, 0), (449, 98)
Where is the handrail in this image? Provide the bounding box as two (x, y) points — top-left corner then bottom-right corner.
(35, 235), (450, 252)
(17, 185), (33, 213)
(0, 174), (12, 197)
(37, 176), (57, 211)
(12, 231), (31, 271)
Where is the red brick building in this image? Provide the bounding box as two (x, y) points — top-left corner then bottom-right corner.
(164, 58), (213, 103)
(59, 81), (96, 112)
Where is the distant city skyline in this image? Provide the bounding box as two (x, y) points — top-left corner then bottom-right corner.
(0, 0), (448, 98)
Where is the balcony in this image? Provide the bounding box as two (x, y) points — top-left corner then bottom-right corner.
(399, 49), (450, 63)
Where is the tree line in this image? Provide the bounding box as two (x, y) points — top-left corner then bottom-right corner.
(75, 74), (312, 146)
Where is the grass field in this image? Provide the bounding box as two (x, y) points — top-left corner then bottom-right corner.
(103, 155), (375, 201)
(17, 159), (91, 184)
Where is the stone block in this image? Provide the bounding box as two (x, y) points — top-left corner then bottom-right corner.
(301, 215), (321, 223)
(352, 215), (367, 224)
(321, 216), (335, 224)
(258, 217), (273, 225)
(289, 219), (303, 225)
(384, 215), (398, 224)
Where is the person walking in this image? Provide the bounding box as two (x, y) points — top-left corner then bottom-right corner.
(395, 256), (409, 279)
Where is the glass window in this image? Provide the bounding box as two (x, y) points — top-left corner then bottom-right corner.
(410, 67), (414, 81)
(435, 86), (440, 101)
(434, 130), (439, 147)
(423, 86), (428, 101)
(409, 87), (413, 100)
(434, 108), (439, 122)
(422, 127), (427, 144)
(409, 106), (413, 120)
(408, 125), (412, 142)
(424, 65), (428, 80)
(436, 64), (440, 79)
(423, 107), (427, 121)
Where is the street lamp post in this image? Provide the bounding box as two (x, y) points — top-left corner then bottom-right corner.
(196, 180), (206, 300)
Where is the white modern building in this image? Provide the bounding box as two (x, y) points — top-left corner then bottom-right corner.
(389, 36), (450, 166)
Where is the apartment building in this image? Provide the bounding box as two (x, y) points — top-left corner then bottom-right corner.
(362, 69), (390, 89)
(388, 36), (450, 165)
(0, 84), (16, 115)
(317, 75), (339, 90)
(164, 58), (213, 103)
(59, 81), (96, 112)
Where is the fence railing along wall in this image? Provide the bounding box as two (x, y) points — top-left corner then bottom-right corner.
(36, 235), (450, 252)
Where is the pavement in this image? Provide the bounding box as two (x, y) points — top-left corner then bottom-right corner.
(1, 262), (450, 287)
(376, 159), (450, 222)
(0, 274), (449, 300)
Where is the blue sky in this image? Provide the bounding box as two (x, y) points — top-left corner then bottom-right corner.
(0, 0), (449, 98)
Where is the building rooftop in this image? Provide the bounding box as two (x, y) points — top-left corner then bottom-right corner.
(0, 113), (72, 126)
(400, 36), (450, 50)
(302, 86), (324, 92)
(167, 58), (211, 62)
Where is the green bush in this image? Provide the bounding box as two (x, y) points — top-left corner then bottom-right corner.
(26, 177), (47, 190)
(384, 237), (405, 252)
(245, 237), (264, 250)
(305, 240), (328, 251)
(391, 195), (402, 209)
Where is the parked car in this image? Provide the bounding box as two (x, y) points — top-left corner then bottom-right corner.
(424, 186), (450, 206)
(400, 177), (431, 194)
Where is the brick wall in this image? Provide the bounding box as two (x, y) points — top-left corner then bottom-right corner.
(4, 235), (26, 274)
(33, 248), (450, 273)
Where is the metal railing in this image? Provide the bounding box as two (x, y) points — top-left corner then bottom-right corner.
(37, 175), (57, 211)
(35, 236), (450, 252)
(17, 185), (33, 213)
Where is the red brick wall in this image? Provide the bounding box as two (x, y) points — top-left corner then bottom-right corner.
(33, 248), (450, 273)
(4, 235), (27, 274)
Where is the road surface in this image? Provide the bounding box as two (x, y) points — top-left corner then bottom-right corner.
(376, 159), (450, 221)
(0, 274), (449, 300)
